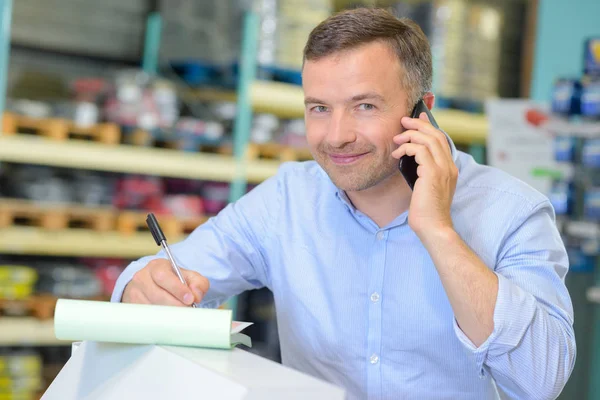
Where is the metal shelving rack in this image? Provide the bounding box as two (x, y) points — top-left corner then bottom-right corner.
(0, 1), (490, 347)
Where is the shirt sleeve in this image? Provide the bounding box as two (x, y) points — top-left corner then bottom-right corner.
(453, 200), (576, 400)
(110, 172), (281, 308)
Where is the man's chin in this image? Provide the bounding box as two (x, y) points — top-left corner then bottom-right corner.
(324, 167), (400, 193)
(327, 173), (375, 192)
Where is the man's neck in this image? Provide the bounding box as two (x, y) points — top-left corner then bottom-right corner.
(345, 173), (412, 228)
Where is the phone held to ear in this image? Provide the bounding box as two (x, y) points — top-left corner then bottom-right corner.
(398, 99), (440, 190)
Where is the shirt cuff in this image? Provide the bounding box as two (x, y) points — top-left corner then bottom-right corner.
(110, 260), (148, 303)
(453, 272), (538, 377)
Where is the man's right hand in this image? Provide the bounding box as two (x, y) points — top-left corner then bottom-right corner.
(122, 259), (210, 306)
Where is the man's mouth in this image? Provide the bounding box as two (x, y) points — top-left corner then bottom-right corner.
(327, 152), (369, 165)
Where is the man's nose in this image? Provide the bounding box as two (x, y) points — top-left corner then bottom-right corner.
(327, 111), (356, 148)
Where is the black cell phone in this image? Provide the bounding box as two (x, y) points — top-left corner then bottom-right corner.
(398, 99), (440, 190)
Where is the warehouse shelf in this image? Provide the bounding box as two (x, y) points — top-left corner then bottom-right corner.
(0, 226), (173, 258)
(565, 221), (600, 241)
(186, 81), (488, 144)
(0, 317), (70, 346)
(0, 134), (281, 184)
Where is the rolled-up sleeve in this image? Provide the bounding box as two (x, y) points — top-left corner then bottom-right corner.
(111, 173), (281, 307)
(453, 200), (575, 400)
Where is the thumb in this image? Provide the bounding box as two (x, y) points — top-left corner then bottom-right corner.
(419, 111), (430, 123)
(182, 268), (210, 303)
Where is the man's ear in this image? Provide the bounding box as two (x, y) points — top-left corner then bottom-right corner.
(422, 92), (435, 110)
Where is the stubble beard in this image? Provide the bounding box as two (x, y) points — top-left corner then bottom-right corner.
(312, 147), (399, 192)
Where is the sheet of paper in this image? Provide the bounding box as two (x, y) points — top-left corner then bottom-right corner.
(54, 299), (251, 349)
(231, 321), (253, 334)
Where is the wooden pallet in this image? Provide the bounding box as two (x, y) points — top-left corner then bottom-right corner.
(0, 294), (58, 319)
(2, 112), (121, 144)
(220, 142), (313, 162)
(122, 128), (225, 153)
(123, 129), (312, 161)
(0, 294), (108, 320)
(116, 211), (209, 238)
(0, 198), (116, 232)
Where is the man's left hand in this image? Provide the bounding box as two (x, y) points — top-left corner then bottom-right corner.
(392, 112), (458, 239)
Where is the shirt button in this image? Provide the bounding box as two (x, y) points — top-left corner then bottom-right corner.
(376, 231), (384, 240)
(370, 354), (379, 364)
(370, 292), (380, 302)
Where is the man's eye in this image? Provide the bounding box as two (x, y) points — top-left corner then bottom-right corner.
(312, 105), (328, 113)
(358, 103), (375, 111)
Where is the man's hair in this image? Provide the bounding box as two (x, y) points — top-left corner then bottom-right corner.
(303, 7), (432, 108)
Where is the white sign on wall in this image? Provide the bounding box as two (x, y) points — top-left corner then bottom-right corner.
(486, 99), (558, 195)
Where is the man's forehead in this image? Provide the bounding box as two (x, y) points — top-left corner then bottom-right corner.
(302, 43), (405, 102)
(303, 41), (401, 70)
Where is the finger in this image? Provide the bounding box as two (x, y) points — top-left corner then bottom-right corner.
(145, 282), (187, 307)
(182, 269), (210, 303)
(401, 116), (438, 135)
(392, 143), (436, 169)
(401, 116), (450, 153)
(123, 284), (151, 305)
(150, 263), (195, 305)
(393, 130), (447, 166)
(392, 132), (411, 145)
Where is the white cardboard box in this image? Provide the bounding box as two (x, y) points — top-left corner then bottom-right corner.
(42, 341), (346, 399)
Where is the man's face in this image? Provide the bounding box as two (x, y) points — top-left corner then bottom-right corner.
(302, 41), (410, 192)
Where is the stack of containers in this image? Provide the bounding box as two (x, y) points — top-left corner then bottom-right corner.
(0, 352), (43, 400)
(549, 38), (600, 224)
(0, 266), (38, 308)
(275, 0), (332, 71)
(429, 0), (525, 110)
(11, 0), (148, 61)
(255, 0), (332, 76)
(159, 0), (243, 66)
(256, 0), (279, 72)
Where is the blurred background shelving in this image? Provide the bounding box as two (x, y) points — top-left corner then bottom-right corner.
(0, 318), (66, 347)
(0, 133), (281, 183)
(0, 0), (599, 399)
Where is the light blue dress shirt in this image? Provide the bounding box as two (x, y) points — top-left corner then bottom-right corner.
(112, 137), (575, 400)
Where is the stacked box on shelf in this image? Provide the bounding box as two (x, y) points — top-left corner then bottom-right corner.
(0, 164), (213, 236)
(428, 0), (526, 110)
(0, 260), (111, 320)
(276, 0), (333, 71)
(252, 0), (332, 84)
(0, 352), (43, 400)
(549, 38), (600, 225)
(159, 0), (243, 67)
(11, 0), (148, 61)
(549, 125), (600, 225)
(0, 265), (37, 307)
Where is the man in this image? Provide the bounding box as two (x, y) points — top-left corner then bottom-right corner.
(112, 8), (575, 400)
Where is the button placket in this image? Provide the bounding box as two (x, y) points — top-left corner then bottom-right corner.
(366, 226), (386, 397)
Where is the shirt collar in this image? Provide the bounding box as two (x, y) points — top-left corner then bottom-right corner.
(335, 189), (355, 211)
(444, 129), (459, 163)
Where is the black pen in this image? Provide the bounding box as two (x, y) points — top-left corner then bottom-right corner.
(146, 213), (197, 308)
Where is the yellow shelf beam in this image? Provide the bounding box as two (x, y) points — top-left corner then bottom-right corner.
(0, 134), (280, 184)
(188, 81), (488, 144)
(0, 226), (174, 258)
(434, 109), (488, 145)
(185, 81), (306, 119)
(0, 317), (70, 346)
